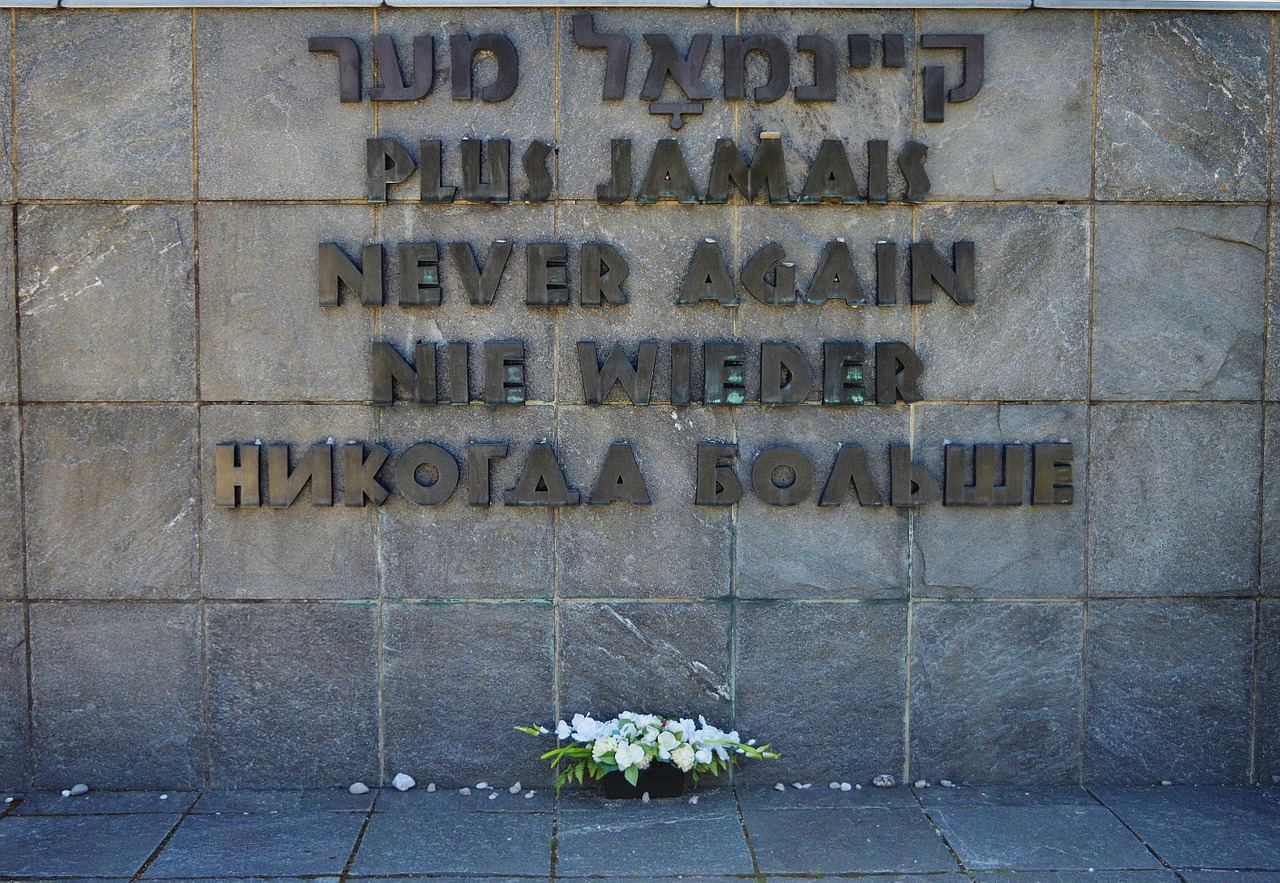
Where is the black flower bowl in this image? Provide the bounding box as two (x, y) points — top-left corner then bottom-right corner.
(601, 763), (687, 799)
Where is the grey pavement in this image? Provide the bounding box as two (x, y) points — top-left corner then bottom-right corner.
(0, 784), (1277, 881)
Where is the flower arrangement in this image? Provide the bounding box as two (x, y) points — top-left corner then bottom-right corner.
(517, 711), (779, 792)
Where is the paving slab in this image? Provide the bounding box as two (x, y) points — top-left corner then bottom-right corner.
(916, 785), (1097, 807)
(0, 813), (180, 877)
(556, 809), (754, 877)
(192, 788), (375, 814)
(14, 790), (198, 814)
(141, 812), (366, 878)
(350, 811), (551, 877)
(930, 804), (1163, 871)
(556, 786), (737, 813)
(1093, 786), (1280, 870)
(1183, 874), (1280, 882)
(973, 874), (1179, 882)
(375, 786), (555, 813)
(742, 806), (959, 876)
(738, 783), (919, 809)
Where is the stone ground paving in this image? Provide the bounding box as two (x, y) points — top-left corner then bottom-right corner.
(0, 784), (1277, 881)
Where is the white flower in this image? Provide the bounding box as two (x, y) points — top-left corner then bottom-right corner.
(695, 747), (712, 765)
(635, 752), (652, 770)
(657, 731), (681, 753)
(671, 744), (696, 772)
(555, 720), (571, 740)
(640, 727), (659, 745)
(571, 713), (607, 742)
(592, 736), (618, 761)
(614, 742), (646, 770)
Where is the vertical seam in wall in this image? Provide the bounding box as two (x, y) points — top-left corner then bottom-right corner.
(371, 3), (386, 790)
(8, 8), (15, 204)
(902, 5), (921, 787)
(726, 3), (740, 777)
(551, 7), (562, 735)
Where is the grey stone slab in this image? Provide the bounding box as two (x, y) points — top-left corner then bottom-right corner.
(196, 10), (372, 199)
(0, 411), (21, 601)
(920, 9), (1093, 199)
(1084, 600), (1254, 783)
(556, 810), (753, 877)
(1264, 408), (1280, 596)
(29, 603), (203, 789)
(0, 602), (28, 792)
(15, 11), (190, 199)
(1096, 12), (1270, 201)
(912, 404), (1087, 598)
(374, 10), (555, 203)
(0, 214), (17, 405)
(555, 406), (733, 599)
(377, 406), (554, 600)
(974, 873), (1178, 882)
(556, 785), (737, 812)
(1259, 601), (1280, 783)
(375, 786), (555, 813)
(198, 204), (375, 402)
(932, 804), (1161, 871)
(557, 8), (735, 200)
(381, 601), (553, 789)
(1088, 404), (1261, 597)
(915, 205), (1090, 401)
(15, 791), (197, 814)
(1094, 786), (1280, 870)
(200, 405), (378, 600)
(1183, 874), (1280, 882)
(910, 601), (1084, 784)
(734, 406), (909, 600)
(192, 788), (374, 814)
(18, 205), (196, 403)
(206, 602), (378, 787)
(735, 602), (907, 785)
(743, 806), (958, 875)
(916, 785), (1096, 807)
(349, 812), (551, 876)
(0, 813), (179, 877)
(1094, 205), (1266, 401)
(737, 782), (920, 809)
(24, 405), (198, 599)
(142, 812), (366, 878)
(557, 601), (731, 721)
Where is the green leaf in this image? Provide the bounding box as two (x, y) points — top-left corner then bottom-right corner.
(624, 766), (640, 786)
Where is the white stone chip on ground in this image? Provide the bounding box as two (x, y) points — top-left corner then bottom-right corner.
(1161, 780), (1173, 786)
(508, 781), (521, 794)
(641, 792), (650, 803)
(855, 783), (862, 790)
(774, 783), (786, 791)
(60, 790), (70, 797)
(69, 784), (89, 797)
(941, 780), (956, 788)
(426, 783), (436, 792)
(4, 797), (12, 804)
(459, 787), (471, 795)
(348, 782), (369, 795)
(829, 782), (840, 789)
(488, 792), (497, 800)
(159, 794), (168, 800)
(792, 782), (803, 789)
(524, 791), (536, 799)
(873, 774), (895, 788)
(476, 781), (490, 790)
(688, 795), (699, 805)
(914, 779), (928, 788)
(391, 773), (416, 792)
(840, 782), (852, 791)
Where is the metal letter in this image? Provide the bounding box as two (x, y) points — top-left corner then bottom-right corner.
(318, 242), (382, 307)
(741, 242), (797, 306)
(911, 240), (974, 305)
(799, 139), (861, 204)
(897, 141), (930, 204)
(920, 34), (984, 101)
(922, 65), (946, 123)
(678, 239), (737, 306)
(572, 13), (629, 100)
(867, 139), (889, 204)
(944, 444), (1025, 507)
(882, 33), (905, 68)
(795, 35), (837, 101)
(215, 443), (260, 508)
(580, 243), (630, 306)
(522, 140), (554, 202)
(723, 35), (789, 102)
(752, 445), (814, 506)
(641, 33), (714, 100)
(367, 138), (415, 203)
(526, 242), (570, 307)
(449, 342), (469, 404)
(761, 342), (811, 405)
(597, 138), (632, 204)
(704, 341), (746, 406)
(848, 34), (872, 68)
(460, 138), (510, 203)
(484, 340), (526, 405)
(450, 33), (518, 102)
(819, 443), (882, 506)
(876, 241), (898, 305)
(875, 341), (924, 405)
(1033, 443), (1074, 505)
(671, 342), (691, 406)
(267, 443), (333, 508)
(399, 242), (441, 307)
(370, 35), (433, 101)
(503, 443), (581, 505)
(468, 442), (509, 506)
(308, 37), (360, 103)
(636, 138), (700, 204)
(695, 442), (741, 506)
(591, 442), (651, 505)
(822, 341), (865, 405)
(343, 443), (391, 507)
(578, 341), (658, 405)
(371, 340), (436, 404)
(449, 240), (512, 306)
(419, 139), (457, 204)
(806, 239), (867, 306)
(395, 442), (459, 506)
(890, 444), (940, 507)
(707, 137), (789, 204)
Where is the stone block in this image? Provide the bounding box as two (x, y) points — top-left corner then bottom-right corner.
(909, 601), (1084, 784)
(734, 405), (909, 600)
(18, 205), (196, 403)
(381, 601), (553, 787)
(1259, 600), (1280, 784)
(0, 213), (17, 404)
(198, 204), (374, 402)
(377, 406), (553, 600)
(206, 602), (378, 787)
(29, 602), (203, 789)
(196, 10), (372, 199)
(24, 405), (198, 600)
(912, 404), (1087, 598)
(350, 813), (552, 877)
(373, 10), (556, 203)
(555, 406), (732, 599)
(16, 10), (190, 200)
(1096, 12), (1270, 201)
(0, 813), (180, 878)
(0, 602), (28, 791)
(557, 811), (753, 877)
(555, 205), (734, 406)
(142, 813), (367, 879)
(557, 601), (730, 719)
(200, 405), (378, 600)
(1265, 406), (1280, 597)
(0, 409), (22, 601)
(915, 204), (1089, 402)
(1094, 205), (1266, 402)
(919, 9), (1093, 200)
(1083, 599), (1254, 783)
(378, 204), (557, 404)
(734, 601), (906, 784)
(557, 8), (735, 201)
(1088, 404), (1259, 597)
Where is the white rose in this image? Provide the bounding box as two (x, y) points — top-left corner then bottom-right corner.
(657, 731), (680, 752)
(671, 744), (696, 772)
(615, 742), (645, 770)
(592, 736), (618, 761)
(635, 752), (652, 770)
(695, 747), (712, 765)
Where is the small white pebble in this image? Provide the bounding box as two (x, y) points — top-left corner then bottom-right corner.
(69, 784), (89, 797)
(855, 784), (862, 790)
(801, 783), (812, 790)
(688, 795), (699, 805)
(829, 782), (841, 789)
(391, 773), (416, 792)
(349, 782), (369, 795)
(61, 790), (70, 798)
(459, 787), (472, 796)
(914, 780), (928, 789)
(488, 792), (497, 800)
(4, 797), (13, 804)
(641, 792), (650, 803)
(941, 780), (956, 788)
(840, 782), (852, 792)
(524, 791), (536, 799)
(269, 810), (278, 815)
(159, 794), (168, 800)
(476, 781), (490, 790)
(1161, 780), (1172, 786)
(774, 783), (786, 792)
(426, 783), (436, 793)
(509, 781), (522, 794)
(748, 739), (756, 746)
(792, 782), (803, 789)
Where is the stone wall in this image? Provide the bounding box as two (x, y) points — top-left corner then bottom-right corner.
(0, 5), (1277, 791)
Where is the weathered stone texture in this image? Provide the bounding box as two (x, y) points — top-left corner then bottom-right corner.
(206, 602), (378, 787)
(1088, 404), (1260, 598)
(0, 602), (28, 791)
(18, 205), (196, 403)
(29, 602), (203, 788)
(1084, 599), (1254, 783)
(16, 10), (190, 200)
(1265, 405), (1280, 597)
(0, 409), (22, 601)
(24, 406), (198, 600)
(910, 601), (1083, 783)
(382, 601), (554, 788)
(1097, 12), (1271, 202)
(0, 213), (17, 405)
(1259, 601), (1280, 784)
(1093, 205), (1266, 402)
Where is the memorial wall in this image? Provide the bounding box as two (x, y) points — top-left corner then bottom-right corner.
(0, 2), (1276, 791)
